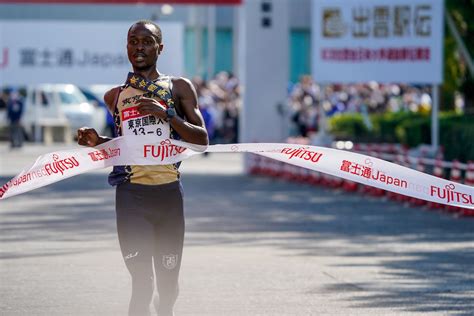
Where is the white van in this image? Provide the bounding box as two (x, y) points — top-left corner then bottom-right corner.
(1, 84), (107, 141)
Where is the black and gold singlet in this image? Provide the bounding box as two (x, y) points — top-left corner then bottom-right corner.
(108, 74), (181, 186)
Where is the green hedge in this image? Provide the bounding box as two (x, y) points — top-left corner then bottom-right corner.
(327, 113), (370, 140)
(441, 122), (474, 162)
(328, 111), (474, 162)
(395, 116), (430, 147)
(371, 111), (423, 142)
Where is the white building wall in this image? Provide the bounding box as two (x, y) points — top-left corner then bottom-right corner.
(237, 0), (289, 148)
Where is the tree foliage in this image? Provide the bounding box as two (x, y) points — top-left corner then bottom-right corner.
(444, 0), (474, 112)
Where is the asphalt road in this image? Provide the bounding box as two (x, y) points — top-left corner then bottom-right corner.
(0, 144), (473, 316)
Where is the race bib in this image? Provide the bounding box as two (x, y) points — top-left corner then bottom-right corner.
(121, 103), (169, 138)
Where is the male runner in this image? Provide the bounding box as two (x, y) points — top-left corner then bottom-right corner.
(77, 20), (208, 316)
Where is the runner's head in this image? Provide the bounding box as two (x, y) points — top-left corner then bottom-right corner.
(127, 20), (163, 71)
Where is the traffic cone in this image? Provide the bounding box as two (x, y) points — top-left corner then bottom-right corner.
(464, 161), (474, 186)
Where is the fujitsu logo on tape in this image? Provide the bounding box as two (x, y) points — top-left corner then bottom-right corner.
(44, 154), (80, 175)
(0, 154), (80, 198)
(143, 139), (186, 161)
(280, 147), (323, 163)
(431, 184), (474, 206)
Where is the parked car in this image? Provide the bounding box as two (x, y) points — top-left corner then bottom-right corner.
(0, 84), (107, 141)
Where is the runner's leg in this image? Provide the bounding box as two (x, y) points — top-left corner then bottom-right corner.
(116, 183), (155, 316)
(153, 183), (184, 316)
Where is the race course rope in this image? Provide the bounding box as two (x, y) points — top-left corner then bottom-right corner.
(1, 135), (473, 210)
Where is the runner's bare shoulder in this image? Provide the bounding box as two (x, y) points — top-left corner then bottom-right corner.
(104, 86), (124, 113)
(171, 77), (194, 93)
(170, 77), (198, 104)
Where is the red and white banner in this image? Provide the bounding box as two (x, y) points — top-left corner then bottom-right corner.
(1, 136), (473, 209)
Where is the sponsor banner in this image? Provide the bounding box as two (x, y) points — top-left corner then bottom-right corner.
(0, 136), (473, 209)
(311, 0), (444, 84)
(0, 21), (184, 85)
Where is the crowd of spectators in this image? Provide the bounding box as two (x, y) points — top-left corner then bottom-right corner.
(287, 75), (434, 137)
(192, 71), (240, 144)
(194, 73), (438, 141)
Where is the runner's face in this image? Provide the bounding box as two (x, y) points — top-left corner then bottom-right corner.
(127, 24), (162, 70)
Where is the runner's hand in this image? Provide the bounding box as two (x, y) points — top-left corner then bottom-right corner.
(77, 127), (100, 147)
(136, 97), (167, 119)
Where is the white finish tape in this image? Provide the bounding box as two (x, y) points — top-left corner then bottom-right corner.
(1, 136), (473, 209)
